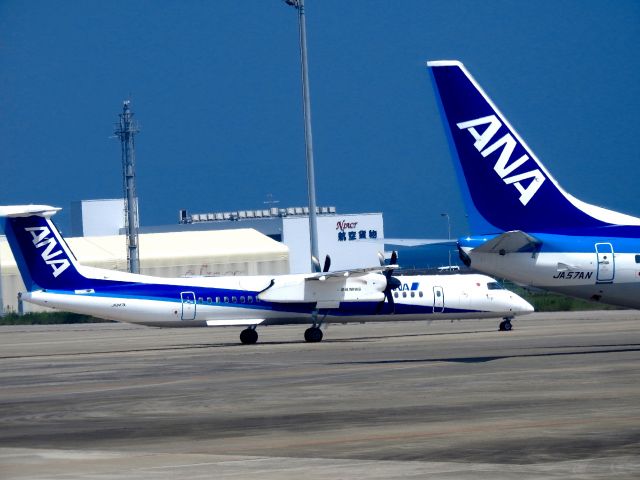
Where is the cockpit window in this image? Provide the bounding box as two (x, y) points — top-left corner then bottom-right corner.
(487, 281), (505, 290)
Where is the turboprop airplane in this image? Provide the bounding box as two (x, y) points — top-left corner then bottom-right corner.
(428, 60), (640, 310)
(0, 205), (533, 342)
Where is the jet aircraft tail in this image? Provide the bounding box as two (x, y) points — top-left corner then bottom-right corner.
(0, 206), (88, 291)
(427, 60), (640, 235)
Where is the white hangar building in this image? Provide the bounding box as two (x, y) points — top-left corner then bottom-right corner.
(71, 199), (385, 274)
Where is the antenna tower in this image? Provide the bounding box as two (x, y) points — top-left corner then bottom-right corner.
(114, 100), (140, 274)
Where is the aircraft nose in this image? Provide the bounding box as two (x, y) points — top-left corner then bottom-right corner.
(512, 294), (534, 314)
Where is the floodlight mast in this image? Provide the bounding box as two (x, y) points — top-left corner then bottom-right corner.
(114, 100), (140, 274)
(285, 0), (320, 272)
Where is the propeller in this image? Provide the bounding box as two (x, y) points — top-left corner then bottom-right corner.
(323, 255), (331, 273)
(311, 254), (332, 273)
(377, 251), (401, 314)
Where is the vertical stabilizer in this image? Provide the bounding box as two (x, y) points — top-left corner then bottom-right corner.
(1, 206), (87, 291)
(427, 61), (640, 234)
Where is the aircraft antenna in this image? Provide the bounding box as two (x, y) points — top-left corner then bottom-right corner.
(114, 100), (140, 274)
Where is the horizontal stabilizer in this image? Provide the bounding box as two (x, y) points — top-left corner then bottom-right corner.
(0, 205), (60, 218)
(473, 230), (542, 254)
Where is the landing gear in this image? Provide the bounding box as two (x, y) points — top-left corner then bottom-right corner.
(499, 317), (513, 332)
(240, 327), (258, 345)
(304, 326), (323, 343)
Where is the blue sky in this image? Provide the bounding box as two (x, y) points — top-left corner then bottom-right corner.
(1, 1), (638, 238)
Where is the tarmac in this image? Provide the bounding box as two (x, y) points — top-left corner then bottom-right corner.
(1, 310), (639, 479)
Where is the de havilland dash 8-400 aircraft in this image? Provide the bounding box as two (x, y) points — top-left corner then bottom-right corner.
(0, 205), (533, 343)
(428, 60), (640, 309)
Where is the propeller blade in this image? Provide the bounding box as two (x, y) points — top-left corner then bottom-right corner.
(323, 255), (331, 273)
(387, 276), (402, 291)
(386, 289), (395, 314)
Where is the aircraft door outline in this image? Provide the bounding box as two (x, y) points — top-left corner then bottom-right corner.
(181, 291), (197, 320)
(433, 286), (445, 313)
(595, 243), (615, 283)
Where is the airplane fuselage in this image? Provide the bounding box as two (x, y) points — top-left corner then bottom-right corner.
(461, 232), (640, 309)
(23, 272), (531, 327)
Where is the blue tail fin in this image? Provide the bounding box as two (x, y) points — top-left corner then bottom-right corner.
(427, 60), (640, 235)
(1, 206), (88, 291)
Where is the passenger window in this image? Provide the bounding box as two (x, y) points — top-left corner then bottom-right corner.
(248, 296), (254, 304)
(402, 292), (407, 298)
(216, 296), (221, 303)
(410, 292), (415, 298)
(394, 292), (398, 298)
(198, 297), (203, 304)
(487, 282), (505, 290)
(224, 296), (229, 303)
(240, 296), (246, 303)
(232, 296), (237, 303)
(206, 297), (212, 304)
(636, 255), (640, 264)
(419, 291), (423, 298)
(436, 291), (441, 297)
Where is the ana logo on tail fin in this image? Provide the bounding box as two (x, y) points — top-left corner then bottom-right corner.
(456, 115), (545, 206)
(25, 225), (71, 278)
(1, 207), (86, 291)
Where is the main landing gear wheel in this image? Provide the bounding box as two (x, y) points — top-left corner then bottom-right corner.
(240, 328), (258, 345)
(499, 318), (513, 332)
(304, 326), (323, 343)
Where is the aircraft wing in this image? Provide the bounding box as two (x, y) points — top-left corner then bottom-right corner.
(305, 263), (399, 281)
(472, 230), (542, 254)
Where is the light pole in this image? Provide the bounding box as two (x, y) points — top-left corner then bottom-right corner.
(284, 0), (320, 272)
(441, 213), (451, 267)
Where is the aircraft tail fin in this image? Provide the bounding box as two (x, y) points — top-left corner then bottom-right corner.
(0, 206), (88, 291)
(427, 60), (640, 234)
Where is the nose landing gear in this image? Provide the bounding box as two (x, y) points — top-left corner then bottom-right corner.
(499, 317), (513, 332)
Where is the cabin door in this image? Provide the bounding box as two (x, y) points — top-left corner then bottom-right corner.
(595, 243), (615, 283)
(181, 291), (197, 320)
(433, 286), (445, 313)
